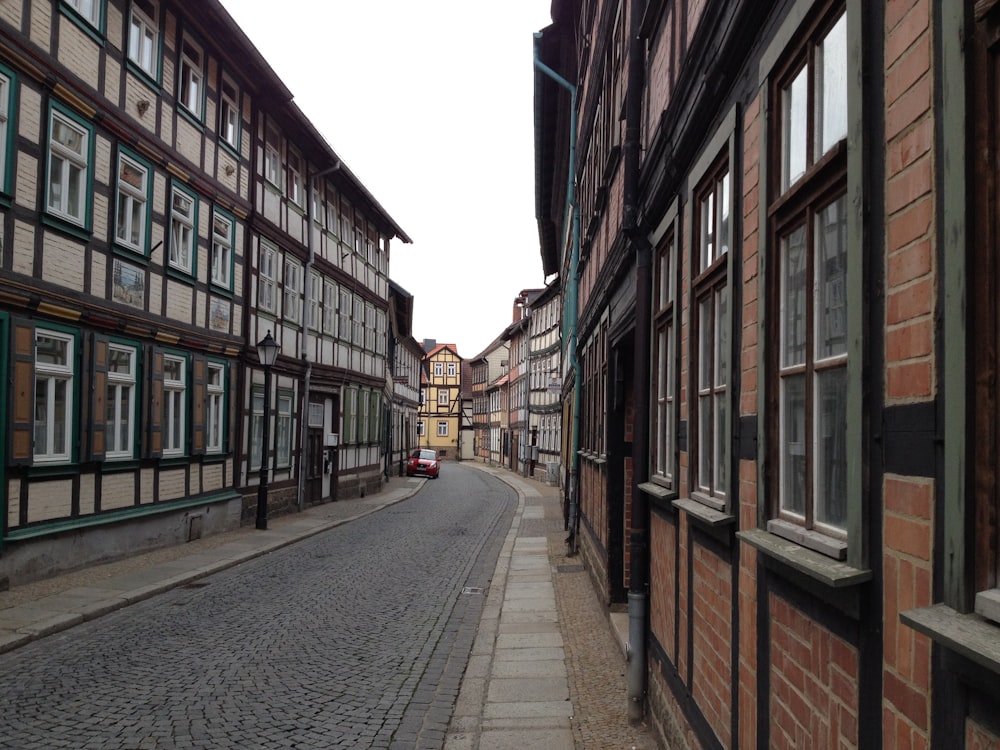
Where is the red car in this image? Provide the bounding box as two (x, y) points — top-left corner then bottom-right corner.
(406, 449), (440, 479)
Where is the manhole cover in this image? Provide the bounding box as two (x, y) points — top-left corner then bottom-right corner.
(461, 586), (485, 595)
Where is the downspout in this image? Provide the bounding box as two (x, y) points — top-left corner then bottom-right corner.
(623, 0), (650, 723)
(533, 32), (582, 553)
(297, 160), (341, 511)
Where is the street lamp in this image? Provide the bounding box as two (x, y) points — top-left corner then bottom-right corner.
(255, 330), (280, 530)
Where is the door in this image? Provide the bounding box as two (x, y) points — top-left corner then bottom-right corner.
(307, 428), (324, 504)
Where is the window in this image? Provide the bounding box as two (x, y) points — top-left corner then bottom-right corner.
(275, 391), (293, 467)
(364, 302), (375, 351)
(345, 387), (358, 444)
(692, 159), (731, 509)
(127, 0), (158, 78)
(438, 389), (450, 407)
(0, 70), (11, 192)
(287, 150), (302, 206)
(162, 354), (185, 456)
(178, 38), (203, 118)
(284, 258), (302, 325)
(219, 76), (240, 150)
(47, 108), (91, 227)
(250, 387), (263, 470)
(308, 272), (322, 331)
(434, 362), (443, 377)
(168, 185), (196, 275)
(211, 211), (233, 289)
(352, 294), (364, 345)
(338, 287), (351, 341)
(417, 420), (425, 436)
(65, 0), (101, 27)
(359, 389), (370, 443)
(767, 6), (849, 558)
(34, 330), (74, 462)
(206, 362), (224, 453)
(264, 125), (280, 186)
(323, 281), (337, 336)
(115, 153), (149, 253)
(258, 241), (277, 314)
(447, 362), (457, 377)
(376, 310), (386, 356)
(652, 228), (677, 488)
(437, 421), (449, 437)
(106, 344), (136, 459)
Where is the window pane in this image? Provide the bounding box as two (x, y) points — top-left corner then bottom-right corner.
(714, 390), (727, 491)
(780, 374), (806, 516)
(817, 13), (848, 156)
(701, 192), (714, 270)
(53, 378), (67, 455)
(781, 225), (807, 368)
(36, 335), (68, 365)
(815, 367), (847, 530)
(699, 394), (711, 490)
(718, 171), (731, 258)
(715, 286), (728, 387)
(699, 297), (712, 388)
(816, 196), (848, 360)
(782, 67), (808, 190)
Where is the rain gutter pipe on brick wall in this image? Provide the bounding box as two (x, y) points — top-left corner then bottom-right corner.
(533, 32), (582, 553)
(297, 160), (342, 512)
(624, 0), (650, 722)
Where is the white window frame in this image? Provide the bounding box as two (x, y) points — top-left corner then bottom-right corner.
(438, 389), (450, 407)
(364, 302), (375, 352)
(106, 343), (137, 459)
(206, 362), (224, 454)
(352, 294), (364, 345)
(127, 0), (158, 78)
(219, 75), (240, 150)
(168, 185), (196, 275)
(323, 281), (337, 336)
(65, 0), (100, 27)
(437, 420), (449, 437)
(178, 38), (204, 119)
(287, 149), (303, 206)
(115, 153), (147, 253)
(34, 330), (74, 463)
(0, 71), (11, 192)
(162, 354), (186, 457)
(308, 271), (322, 332)
(375, 310), (386, 356)
(447, 362), (457, 377)
(258, 241), (277, 314)
(434, 362), (443, 377)
(211, 210), (233, 289)
(47, 109), (90, 226)
(338, 287), (351, 341)
(284, 258), (302, 325)
(264, 124), (280, 187)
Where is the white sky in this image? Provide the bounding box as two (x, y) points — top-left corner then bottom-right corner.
(219, 0), (555, 359)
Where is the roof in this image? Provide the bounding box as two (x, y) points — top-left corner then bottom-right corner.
(424, 343), (461, 360)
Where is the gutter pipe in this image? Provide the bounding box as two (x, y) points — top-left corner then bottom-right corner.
(533, 32), (582, 553)
(624, 0), (650, 722)
(297, 160), (341, 512)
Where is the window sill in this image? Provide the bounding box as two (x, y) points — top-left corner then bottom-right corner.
(737, 528), (871, 588)
(673, 497), (735, 527)
(638, 481), (673, 501)
(901, 604), (1000, 677)
(768, 518), (847, 560)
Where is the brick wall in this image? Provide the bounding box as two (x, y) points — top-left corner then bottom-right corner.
(692, 542), (734, 747)
(769, 593), (859, 749)
(882, 1), (935, 747)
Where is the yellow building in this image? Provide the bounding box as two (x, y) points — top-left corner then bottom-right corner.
(419, 342), (462, 459)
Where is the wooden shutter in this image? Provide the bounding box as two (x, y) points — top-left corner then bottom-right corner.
(191, 356), (206, 455)
(146, 347), (163, 458)
(87, 334), (109, 461)
(9, 320), (35, 464)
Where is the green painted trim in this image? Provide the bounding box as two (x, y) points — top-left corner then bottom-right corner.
(2, 490), (239, 542)
(0, 62), (17, 196)
(114, 146), (156, 257)
(939, 0), (968, 610)
(46, 101), (96, 233)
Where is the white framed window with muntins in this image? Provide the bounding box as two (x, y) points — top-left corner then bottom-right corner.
(34, 330), (74, 463)
(106, 344), (137, 459)
(128, 0), (158, 78)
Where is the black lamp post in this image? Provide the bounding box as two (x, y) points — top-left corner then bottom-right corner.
(255, 330), (280, 530)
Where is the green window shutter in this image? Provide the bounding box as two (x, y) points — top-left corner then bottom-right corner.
(146, 347), (163, 458)
(9, 319), (34, 464)
(190, 356), (206, 455)
(88, 333), (109, 461)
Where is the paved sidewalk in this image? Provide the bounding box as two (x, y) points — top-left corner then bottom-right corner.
(0, 463), (659, 749)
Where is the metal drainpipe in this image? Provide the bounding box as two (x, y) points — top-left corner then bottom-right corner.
(624, 0), (650, 723)
(297, 160), (341, 512)
(533, 33), (581, 552)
